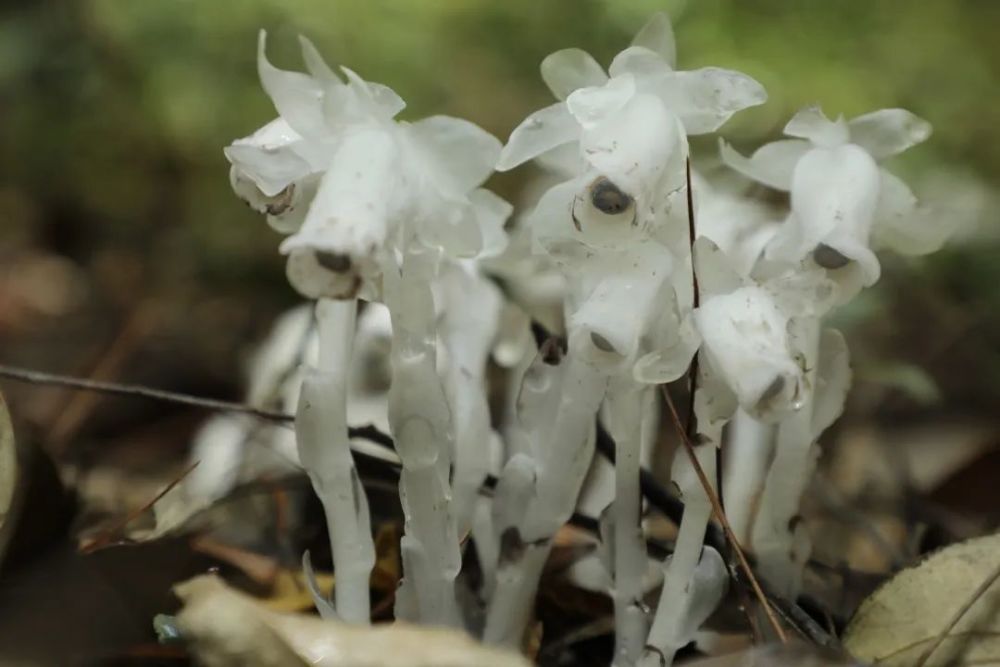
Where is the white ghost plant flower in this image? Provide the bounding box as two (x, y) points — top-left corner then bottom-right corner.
(691, 173), (781, 279)
(498, 13), (763, 377)
(227, 32), (508, 301)
(691, 238), (838, 433)
(720, 106), (939, 297)
(498, 12), (767, 176)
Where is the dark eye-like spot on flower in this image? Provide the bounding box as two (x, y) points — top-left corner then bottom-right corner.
(315, 251), (353, 273)
(590, 177), (633, 215)
(813, 243), (851, 269)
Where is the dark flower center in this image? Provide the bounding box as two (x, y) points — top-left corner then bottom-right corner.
(590, 177), (633, 215)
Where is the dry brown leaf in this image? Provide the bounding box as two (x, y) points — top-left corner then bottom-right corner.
(175, 575), (532, 667)
(843, 532), (1000, 666)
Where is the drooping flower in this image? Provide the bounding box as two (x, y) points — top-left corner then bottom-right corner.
(691, 238), (838, 433)
(498, 13), (765, 378)
(720, 106), (945, 297)
(226, 33), (510, 300)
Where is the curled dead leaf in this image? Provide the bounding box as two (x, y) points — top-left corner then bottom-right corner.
(174, 575), (532, 667)
(843, 532), (1000, 666)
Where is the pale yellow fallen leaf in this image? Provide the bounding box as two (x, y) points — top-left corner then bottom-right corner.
(0, 392), (20, 567)
(843, 532), (1000, 666)
(175, 574), (532, 667)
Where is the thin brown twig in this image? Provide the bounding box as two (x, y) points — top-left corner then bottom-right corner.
(0, 363), (292, 422)
(660, 385), (789, 644)
(0, 362), (396, 452)
(913, 558), (1000, 667)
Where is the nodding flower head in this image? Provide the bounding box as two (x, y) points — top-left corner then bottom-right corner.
(692, 237), (837, 424)
(720, 106), (947, 300)
(226, 32), (510, 300)
(497, 13), (765, 251)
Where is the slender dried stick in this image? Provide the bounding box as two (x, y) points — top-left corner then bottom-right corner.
(0, 362), (395, 451)
(660, 385), (789, 644)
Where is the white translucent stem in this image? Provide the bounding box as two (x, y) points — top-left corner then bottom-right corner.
(642, 445), (717, 667)
(484, 544), (550, 646)
(384, 248), (462, 627)
(751, 318), (821, 599)
(606, 380), (650, 667)
(438, 267), (502, 535)
(296, 299), (375, 624)
(448, 363), (493, 535)
(483, 353), (607, 646)
(723, 408), (776, 544)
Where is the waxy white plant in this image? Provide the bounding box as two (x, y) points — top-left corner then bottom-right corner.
(717, 104), (952, 597)
(226, 32), (510, 627)
(493, 14), (766, 665)
(721, 106), (940, 300)
(216, 11), (958, 663)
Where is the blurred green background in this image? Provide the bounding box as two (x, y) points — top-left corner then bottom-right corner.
(1, 0), (998, 417)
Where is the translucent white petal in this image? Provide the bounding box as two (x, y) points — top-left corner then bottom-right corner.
(265, 174), (318, 234)
(608, 46), (672, 81)
(297, 35), (342, 85)
(651, 68), (767, 135)
(257, 31), (326, 138)
(692, 359), (738, 447)
(566, 74), (637, 130)
(692, 236), (742, 297)
(339, 66), (406, 119)
(783, 106), (848, 147)
(761, 264), (838, 321)
(694, 182), (781, 277)
(633, 306), (699, 384)
(675, 546), (728, 640)
(694, 285), (804, 420)
(848, 108), (931, 160)
(578, 93), (686, 207)
(224, 142), (313, 197)
(631, 12), (677, 68)
(784, 144), (882, 285)
(872, 168), (953, 256)
(535, 141), (585, 176)
(419, 195), (484, 259)
(279, 128), (398, 299)
(871, 168), (918, 249)
(469, 189), (512, 258)
(811, 327), (851, 439)
(540, 48), (608, 101)
(233, 116), (302, 151)
(718, 139), (809, 192)
(567, 242), (674, 370)
(405, 115), (502, 197)
(496, 102), (580, 171)
(526, 179), (581, 253)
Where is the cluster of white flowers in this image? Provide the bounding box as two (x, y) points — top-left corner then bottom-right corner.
(220, 13), (955, 665)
